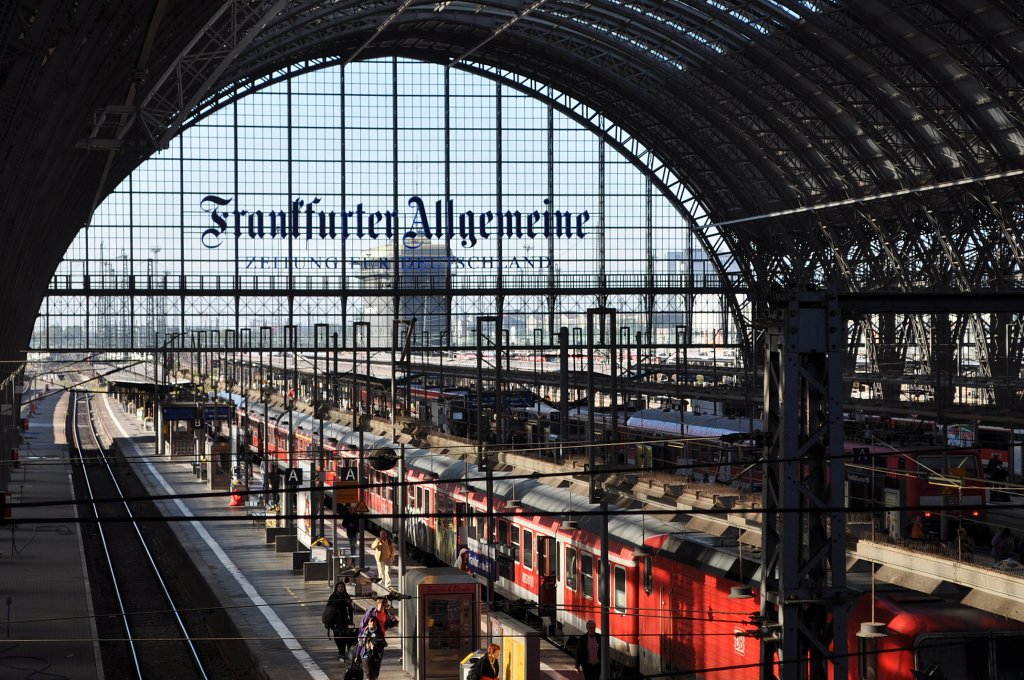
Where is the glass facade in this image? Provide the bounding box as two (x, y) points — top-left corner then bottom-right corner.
(33, 58), (737, 353)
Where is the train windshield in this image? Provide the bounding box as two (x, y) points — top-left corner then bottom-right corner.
(913, 453), (980, 479)
(994, 635), (1024, 679)
(916, 634), (1024, 679)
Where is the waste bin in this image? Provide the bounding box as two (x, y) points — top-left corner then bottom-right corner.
(460, 649), (486, 680)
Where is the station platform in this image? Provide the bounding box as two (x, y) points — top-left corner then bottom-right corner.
(2, 385), (581, 679)
(94, 392), (415, 680)
(91, 392), (580, 680)
(1, 386), (103, 680)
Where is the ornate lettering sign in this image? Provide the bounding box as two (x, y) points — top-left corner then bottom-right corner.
(199, 195), (590, 249)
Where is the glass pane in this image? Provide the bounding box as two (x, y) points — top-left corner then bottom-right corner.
(565, 547), (577, 591)
(917, 637), (987, 680)
(614, 567), (626, 612)
(581, 553), (594, 600)
(995, 634), (1024, 680)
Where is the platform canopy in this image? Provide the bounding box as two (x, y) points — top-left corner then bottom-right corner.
(2, 1), (1024, 376)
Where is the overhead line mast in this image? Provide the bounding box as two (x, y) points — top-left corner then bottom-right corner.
(759, 289), (848, 680)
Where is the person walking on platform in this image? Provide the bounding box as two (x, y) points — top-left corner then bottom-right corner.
(574, 619), (602, 680)
(360, 596), (398, 640)
(357, 616), (387, 680)
(468, 643), (501, 680)
(324, 581), (356, 660)
(909, 513), (925, 541)
(341, 506), (360, 556)
(992, 527), (1013, 562)
(370, 529), (396, 589)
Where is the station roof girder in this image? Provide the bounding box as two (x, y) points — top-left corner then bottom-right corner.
(3, 1), (1024, 375)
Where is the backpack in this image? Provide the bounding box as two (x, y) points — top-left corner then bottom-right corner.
(467, 656), (483, 680)
(322, 604), (338, 629)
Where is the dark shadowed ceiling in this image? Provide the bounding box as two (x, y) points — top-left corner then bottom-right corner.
(2, 0), (1023, 375)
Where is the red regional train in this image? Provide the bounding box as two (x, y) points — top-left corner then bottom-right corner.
(221, 395), (1024, 679)
(844, 441), (988, 543)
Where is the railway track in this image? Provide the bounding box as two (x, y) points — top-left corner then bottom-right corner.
(69, 391), (223, 680)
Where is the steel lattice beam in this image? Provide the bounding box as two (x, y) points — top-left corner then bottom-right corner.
(760, 289), (848, 680)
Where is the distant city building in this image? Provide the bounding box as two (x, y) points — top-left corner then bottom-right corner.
(357, 243), (449, 347)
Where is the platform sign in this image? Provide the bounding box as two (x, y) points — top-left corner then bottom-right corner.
(161, 403), (235, 422)
(465, 537), (497, 581)
(354, 500), (369, 513)
(162, 405), (197, 421)
(335, 467), (359, 504)
(202, 404), (234, 421)
(283, 467), (303, 488)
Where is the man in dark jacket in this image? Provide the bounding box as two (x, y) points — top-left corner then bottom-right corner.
(574, 619), (601, 680)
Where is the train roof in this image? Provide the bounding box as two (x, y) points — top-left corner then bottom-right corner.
(626, 409), (763, 438)
(244, 401), (287, 422)
(214, 391), (246, 407)
(655, 529), (751, 580)
(404, 448), (463, 477)
(879, 592), (1024, 636)
(603, 514), (682, 548)
(518, 482), (593, 516)
(515, 483), (689, 548)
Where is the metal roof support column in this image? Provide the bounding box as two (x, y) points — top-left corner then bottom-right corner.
(353, 320), (371, 572)
(586, 306), (616, 680)
(475, 314), (500, 615)
(644, 175), (654, 342)
(759, 289), (848, 680)
(545, 98), (556, 338)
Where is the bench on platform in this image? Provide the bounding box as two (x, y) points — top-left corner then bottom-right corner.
(247, 510), (266, 527)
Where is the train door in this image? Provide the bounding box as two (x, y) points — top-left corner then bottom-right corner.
(537, 534), (557, 620)
(662, 584), (696, 674)
(561, 542), (578, 630)
(455, 501), (469, 549)
(884, 488), (901, 540)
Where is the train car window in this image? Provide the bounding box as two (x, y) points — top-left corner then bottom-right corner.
(424, 489), (431, 514)
(537, 536), (549, 576)
(614, 567), (626, 612)
(948, 454), (979, 478)
(565, 547), (577, 591)
(917, 635), (988, 679)
(453, 501), (465, 536)
(918, 454), (944, 478)
(643, 557), (653, 594)
(857, 638), (877, 680)
(581, 553), (594, 600)
(994, 633), (1024, 677)
(523, 530), (533, 570)
(415, 486), (422, 509)
(511, 526), (520, 562)
(498, 520), (508, 545)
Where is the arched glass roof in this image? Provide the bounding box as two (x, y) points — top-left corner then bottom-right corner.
(39, 58), (742, 351)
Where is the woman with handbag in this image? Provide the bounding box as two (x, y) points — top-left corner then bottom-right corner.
(324, 581), (356, 660)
